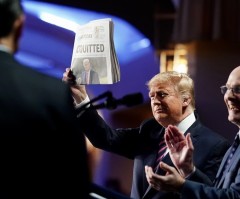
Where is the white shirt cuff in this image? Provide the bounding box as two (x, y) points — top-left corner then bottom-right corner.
(74, 95), (90, 109)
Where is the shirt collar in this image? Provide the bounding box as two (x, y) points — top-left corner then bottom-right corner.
(0, 44), (11, 53)
(236, 130), (240, 140)
(176, 112), (196, 134)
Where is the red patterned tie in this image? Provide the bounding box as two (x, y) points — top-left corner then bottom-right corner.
(154, 140), (167, 171)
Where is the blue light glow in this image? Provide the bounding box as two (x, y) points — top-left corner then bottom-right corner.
(21, 0), (151, 64)
(17, 0), (159, 104)
(39, 13), (80, 32)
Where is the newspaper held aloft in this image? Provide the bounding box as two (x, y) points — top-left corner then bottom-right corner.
(70, 18), (120, 85)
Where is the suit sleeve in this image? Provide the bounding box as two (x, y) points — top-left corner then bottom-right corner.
(187, 168), (213, 185)
(192, 136), (230, 183)
(78, 109), (142, 159)
(181, 175), (240, 199)
(181, 141), (240, 199)
(205, 139), (230, 181)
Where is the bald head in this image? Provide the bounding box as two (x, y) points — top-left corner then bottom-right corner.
(227, 66), (240, 84)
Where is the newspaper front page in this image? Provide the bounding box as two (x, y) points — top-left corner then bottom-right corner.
(70, 18), (120, 84)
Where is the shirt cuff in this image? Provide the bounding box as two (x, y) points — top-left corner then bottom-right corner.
(74, 95), (90, 109)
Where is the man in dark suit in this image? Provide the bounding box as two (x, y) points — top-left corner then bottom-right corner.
(78, 58), (100, 84)
(63, 69), (230, 199)
(145, 66), (240, 199)
(0, 0), (90, 198)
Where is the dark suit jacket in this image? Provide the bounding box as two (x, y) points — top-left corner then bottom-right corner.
(180, 139), (240, 199)
(79, 109), (230, 199)
(81, 69), (100, 84)
(0, 51), (90, 198)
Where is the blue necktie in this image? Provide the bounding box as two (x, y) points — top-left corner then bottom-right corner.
(223, 134), (239, 173)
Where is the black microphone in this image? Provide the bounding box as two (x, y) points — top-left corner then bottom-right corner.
(92, 92), (144, 110)
(115, 92), (143, 107)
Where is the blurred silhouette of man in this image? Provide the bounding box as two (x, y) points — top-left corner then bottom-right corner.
(0, 0), (90, 198)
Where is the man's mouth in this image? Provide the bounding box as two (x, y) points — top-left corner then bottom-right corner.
(229, 104), (240, 111)
(155, 107), (164, 113)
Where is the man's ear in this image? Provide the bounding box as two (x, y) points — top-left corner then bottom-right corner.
(13, 14), (25, 49)
(182, 95), (191, 107)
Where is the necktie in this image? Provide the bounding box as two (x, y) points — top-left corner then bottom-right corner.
(85, 72), (89, 84)
(154, 140), (167, 171)
(223, 134), (239, 172)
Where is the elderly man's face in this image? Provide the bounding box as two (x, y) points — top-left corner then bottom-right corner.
(83, 60), (91, 71)
(149, 83), (184, 127)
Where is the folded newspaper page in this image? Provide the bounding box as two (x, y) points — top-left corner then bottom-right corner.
(70, 18), (120, 84)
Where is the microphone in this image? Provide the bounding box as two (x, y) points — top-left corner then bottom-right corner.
(115, 93), (143, 107)
(91, 92), (144, 110)
(76, 92), (144, 118)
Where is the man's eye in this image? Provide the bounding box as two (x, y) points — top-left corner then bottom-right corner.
(149, 92), (169, 99)
(158, 92), (168, 98)
(233, 87), (240, 94)
(149, 93), (154, 98)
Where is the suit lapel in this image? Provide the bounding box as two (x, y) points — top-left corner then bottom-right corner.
(142, 154), (175, 199)
(142, 154), (169, 199)
(142, 128), (166, 199)
(216, 145), (240, 188)
(141, 151), (158, 198)
(214, 147), (231, 183)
